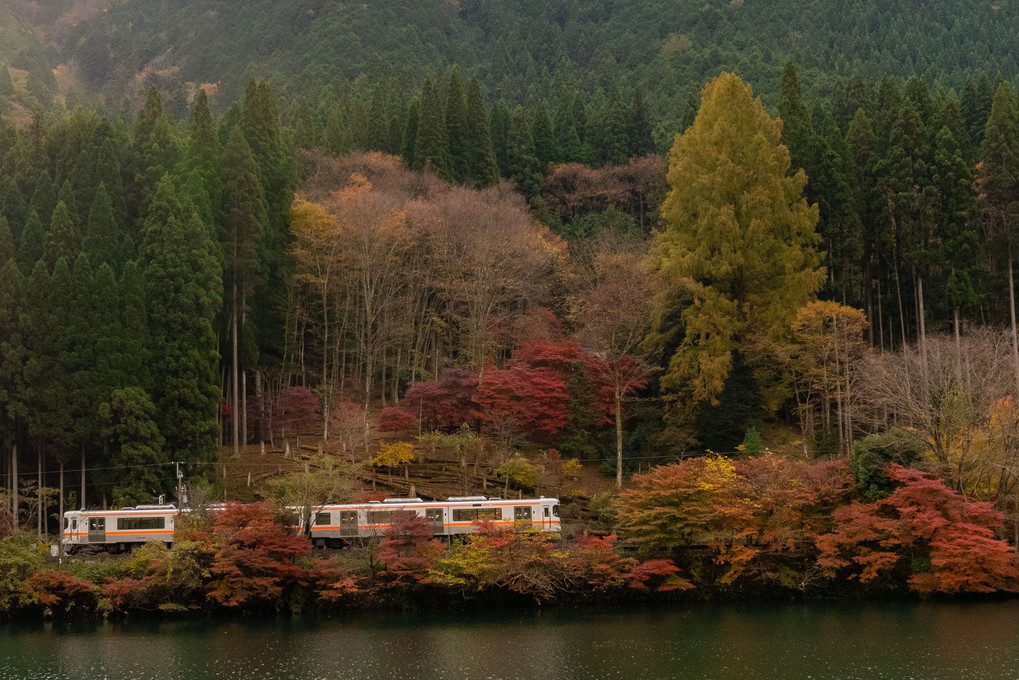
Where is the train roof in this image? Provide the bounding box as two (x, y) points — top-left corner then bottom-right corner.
(64, 496), (559, 517)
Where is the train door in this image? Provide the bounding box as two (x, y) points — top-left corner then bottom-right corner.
(514, 506), (532, 531)
(88, 517), (106, 543)
(339, 511), (358, 537)
(541, 504), (551, 530)
(426, 508), (444, 535)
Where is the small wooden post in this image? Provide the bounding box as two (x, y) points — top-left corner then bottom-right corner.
(247, 472), (252, 487)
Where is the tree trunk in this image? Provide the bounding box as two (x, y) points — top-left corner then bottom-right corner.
(877, 277), (885, 353)
(11, 442), (16, 529)
(37, 444), (42, 537)
(893, 258), (907, 348)
(58, 461), (64, 547)
(255, 368), (265, 443)
(1010, 255), (1019, 398)
(242, 369), (248, 446)
(232, 279), (240, 457)
(615, 386), (624, 489)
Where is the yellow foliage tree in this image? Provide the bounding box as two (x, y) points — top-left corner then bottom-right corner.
(649, 72), (823, 429)
(373, 442), (416, 480)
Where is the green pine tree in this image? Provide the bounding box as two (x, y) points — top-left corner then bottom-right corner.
(82, 184), (119, 268)
(43, 201), (79, 269)
(326, 102), (352, 156)
(414, 77), (450, 179)
(140, 177), (222, 462)
(532, 101), (560, 168)
(506, 105), (542, 201)
(16, 210), (44, 273)
(400, 98), (419, 168)
(444, 67), (470, 183)
(464, 77), (499, 188)
(628, 88), (656, 157)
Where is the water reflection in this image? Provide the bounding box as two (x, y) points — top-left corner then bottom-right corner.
(2, 602), (1019, 679)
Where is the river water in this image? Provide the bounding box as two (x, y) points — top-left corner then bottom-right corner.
(2, 601), (1019, 679)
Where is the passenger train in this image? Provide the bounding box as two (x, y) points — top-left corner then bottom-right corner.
(60, 496), (560, 553)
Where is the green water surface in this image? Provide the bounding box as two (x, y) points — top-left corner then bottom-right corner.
(2, 601), (1018, 679)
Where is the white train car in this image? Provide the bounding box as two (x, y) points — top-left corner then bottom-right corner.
(307, 496), (561, 546)
(60, 496), (561, 552)
(61, 505), (177, 553)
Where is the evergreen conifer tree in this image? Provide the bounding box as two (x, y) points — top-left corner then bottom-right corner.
(490, 99), (511, 176)
(444, 68), (470, 183)
(44, 201), (79, 269)
(464, 77), (499, 187)
(82, 184), (118, 268)
(400, 98), (419, 168)
(223, 127), (266, 456)
(140, 178), (222, 462)
(413, 77), (451, 179)
(628, 88), (656, 157)
(28, 170), (56, 225)
(648, 73), (823, 442)
(15, 210), (44, 273)
(0, 216), (12, 264)
(326, 102), (352, 156)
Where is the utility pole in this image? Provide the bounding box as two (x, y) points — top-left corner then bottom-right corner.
(171, 461), (188, 507)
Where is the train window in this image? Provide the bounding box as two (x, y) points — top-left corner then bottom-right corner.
(553, 504), (560, 518)
(367, 510), (397, 525)
(454, 508), (500, 522)
(117, 517), (166, 531)
(514, 506), (531, 521)
(315, 512), (331, 526)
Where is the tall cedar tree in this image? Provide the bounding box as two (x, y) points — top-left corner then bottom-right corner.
(400, 98), (419, 169)
(506, 105), (542, 201)
(444, 68), (470, 183)
(813, 109), (863, 305)
(241, 80), (296, 362)
(326, 102), (352, 156)
(15, 210), (43, 273)
(932, 126), (981, 325)
(118, 260), (151, 390)
(367, 87), (390, 153)
(0, 217), (12, 264)
(140, 177), (222, 463)
(629, 88), (656, 157)
(3, 179), (27, 235)
(778, 63), (816, 183)
(43, 201), (78, 269)
(413, 77), (450, 179)
(979, 84), (1019, 393)
(82, 184), (118, 268)
(0, 259), (25, 492)
(649, 73), (823, 433)
(65, 255), (99, 499)
(223, 127), (267, 456)
(532, 101), (560, 168)
(465, 77), (499, 187)
(490, 100), (511, 176)
(28, 170), (56, 226)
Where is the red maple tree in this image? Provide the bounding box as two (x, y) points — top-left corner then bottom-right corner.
(816, 464), (1019, 593)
